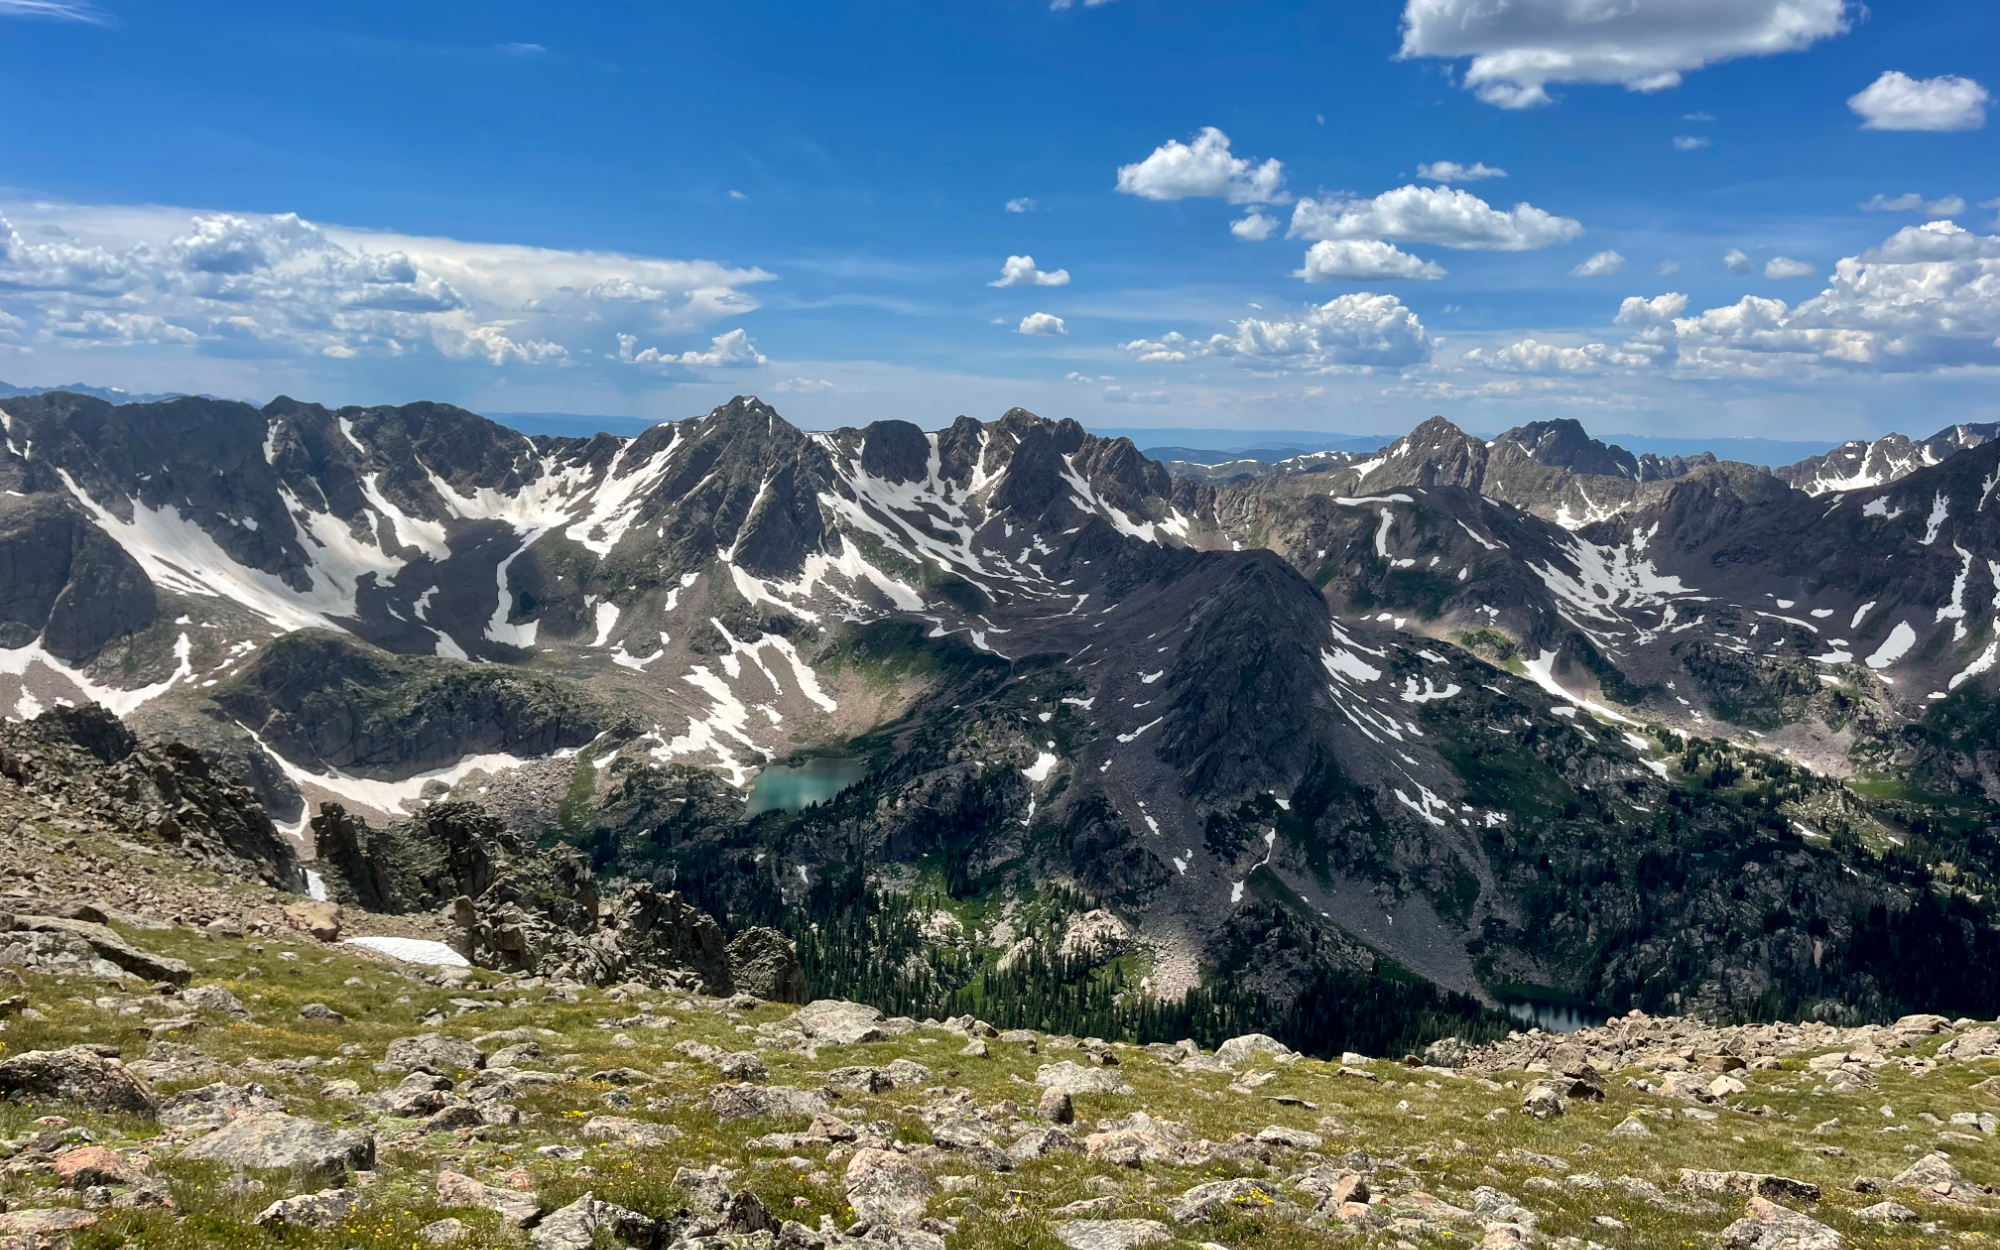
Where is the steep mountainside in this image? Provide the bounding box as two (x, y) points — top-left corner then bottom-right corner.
(1, 390), (1998, 1033)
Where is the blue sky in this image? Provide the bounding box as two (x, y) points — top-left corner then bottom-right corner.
(0, 0), (1994, 441)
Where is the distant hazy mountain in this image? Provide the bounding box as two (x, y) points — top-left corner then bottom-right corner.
(484, 411), (666, 439)
(1775, 424), (2000, 495)
(0, 379), (200, 405)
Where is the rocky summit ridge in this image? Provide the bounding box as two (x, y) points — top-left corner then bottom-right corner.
(0, 390), (1997, 1056)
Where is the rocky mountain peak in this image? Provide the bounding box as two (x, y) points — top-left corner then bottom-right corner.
(858, 419), (932, 484)
(1493, 419), (1639, 481)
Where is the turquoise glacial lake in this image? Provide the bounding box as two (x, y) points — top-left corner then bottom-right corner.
(745, 757), (868, 816)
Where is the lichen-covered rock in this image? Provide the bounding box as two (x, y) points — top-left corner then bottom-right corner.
(9, 916), (192, 984)
(529, 1193), (657, 1250)
(385, 1034), (486, 1073)
(791, 1000), (893, 1045)
(1521, 1080), (1566, 1120)
(436, 1170), (542, 1228)
(182, 984), (251, 1018)
(582, 1115), (682, 1146)
(708, 1084), (831, 1122)
(1036, 1061), (1133, 1096)
(0, 1046), (158, 1116)
(158, 1081), (285, 1128)
(1168, 1177), (1289, 1223)
(1055, 1219), (1173, 1250)
(254, 1187), (360, 1230)
(1892, 1153), (1960, 1190)
(1215, 1033), (1293, 1068)
(727, 926), (805, 1002)
(844, 1147), (935, 1226)
(1718, 1197), (1843, 1250)
(53, 1146), (146, 1188)
(1680, 1170), (1821, 1203)
(179, 1112), (375, 1181)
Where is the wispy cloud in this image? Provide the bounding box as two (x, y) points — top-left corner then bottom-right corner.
(0, 0), (111, 23)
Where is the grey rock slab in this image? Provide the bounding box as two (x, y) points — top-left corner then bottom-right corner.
(709, 1083), (831, 1122)
(1055, 1219), (1174, 1250)
(0, 1046), (158, 1116)
(1169, 1178), (1286, 1222)
(158, 1081), (284, 1128)
(844, 1146), (935, 1226)
(1214, 1034), (1294, 1069)
(529, 1194), (656, 1250)
(1892, 1153), (1960, 1189)
(180, 1112), (375, 1181)
(791, 1000), (897, 1045)
(1254, 1126), (1323, 1150)
(13, 915), (193, 984)
(582, 1115), (683, 1146)
(883, 1059), (932, 1088)
(385, 1034), (486, 1073)
(1717, 1197), (1843, 1250)
(1035, 1061), (1133, 1096)
(1679, 1171), (1821, 1203)
(182, 984), (251, 1018)
(436, 1169), (543, 1228)
(254, 1187), (360, 1230)
(1039, 1087), (1075, 1123)
(1009, 1127), (1080, 1162)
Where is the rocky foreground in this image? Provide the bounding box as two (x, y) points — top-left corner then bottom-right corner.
(0, 912), (1998, 1250)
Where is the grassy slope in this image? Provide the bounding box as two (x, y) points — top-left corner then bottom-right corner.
(1, 923), (1997, 1250)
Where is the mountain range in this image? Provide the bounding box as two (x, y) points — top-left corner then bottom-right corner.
(2, 387), (1998, 1037)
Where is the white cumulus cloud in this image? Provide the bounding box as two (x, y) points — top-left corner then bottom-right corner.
(1289, 185), (1582, 251)
(1571, 250), (1627, 278)
(1115, 127), (1287, 205)
(1019, 312), (1068, 336)
(1614, 292), (1691, 330)
(990, 255), (1071, 287)
(1399, 0), (1853, 109)
(1861, 193), (1967, 216)
(1417, 161), (1506, 183)
(1463, 338), (1654, 375)
(619, 327), (766, 368)
(0, 200), (772, 370)
(1673, 135), (1711, 150)
(1005, 197), (1037, 214)
(1601, 222), (2000, 376)
(1723, 248), (1755, 275)
(1296, 239), (1446, 282)
(774, 377), (834, 393)
(1230, 212), (1279, 241)
(1119, 293), (1432, 370)
(1656, 260), (1683, 276)
(1764, 256), (1816, 279)
(1849, 71), (1989, 132)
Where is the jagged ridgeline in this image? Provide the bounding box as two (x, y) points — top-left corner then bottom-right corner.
(0, 388), (1997, 1046)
